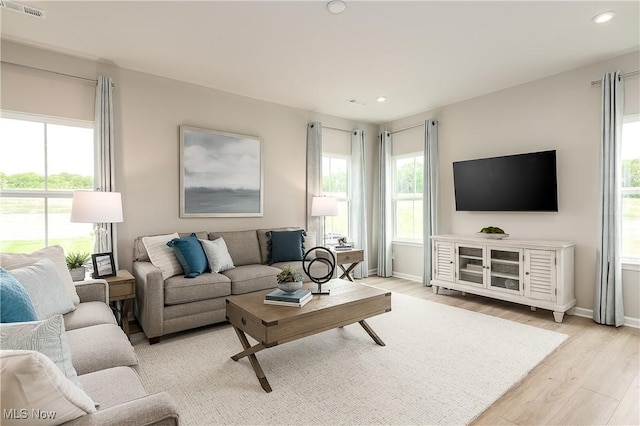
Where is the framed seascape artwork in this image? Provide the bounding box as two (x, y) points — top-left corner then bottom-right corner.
(180, 125), (263, 217)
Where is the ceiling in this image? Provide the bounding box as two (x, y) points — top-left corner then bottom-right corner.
(1, 1), (638, 124)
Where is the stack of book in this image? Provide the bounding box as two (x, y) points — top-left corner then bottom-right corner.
(264, 288), (312, 307)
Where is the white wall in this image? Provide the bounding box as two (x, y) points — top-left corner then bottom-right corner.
(383, 51), (640, 322)
(0, 40), (378, 274)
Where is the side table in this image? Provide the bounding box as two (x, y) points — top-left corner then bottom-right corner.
(333, 248), (365, 282)
(104, 270), (135, 339)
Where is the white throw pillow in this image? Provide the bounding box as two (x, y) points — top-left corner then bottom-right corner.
(142, 233), (183, 279)
(1, 245), (80, 305)
(9, 258), (76, 320)
(0, 350), (97, 426)
(200, 238), (235, 273)
(0, 315), (81, 388)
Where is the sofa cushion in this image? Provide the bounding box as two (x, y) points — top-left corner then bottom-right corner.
(208, 230), (261, 266)
(63, 301), (117, 331)
(0, 350), (97, 425)
(221, 264), (280, 294)
(200, 238), (235, 273)
(163, 273), (231, 305)
(1, 245), (80, 305)
(0, 268), (38, 323)
(268, 230), (306, 265)
(0, 315), (80, 387)
(257, 227), (300, 264)
(142, 233), (183, 279)
(78, 366), (147, 411)
(65, 324), (138, 375)
(9, 258), (77, 320)
(166, 233), (208, 278)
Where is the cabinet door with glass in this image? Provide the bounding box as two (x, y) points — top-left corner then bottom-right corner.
(487, 247), (523, 295)
(455, 244), (485, 288)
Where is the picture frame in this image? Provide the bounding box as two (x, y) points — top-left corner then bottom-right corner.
(179, 125), (263, 217)
(91, 252), (116, 278)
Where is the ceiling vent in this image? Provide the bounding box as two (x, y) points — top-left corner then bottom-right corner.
(0, 0), (46, 19)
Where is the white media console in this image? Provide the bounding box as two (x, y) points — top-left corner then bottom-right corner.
(430, 234), (575, 322)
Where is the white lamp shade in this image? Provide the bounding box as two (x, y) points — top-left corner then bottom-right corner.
(70, 191), (123, 223)
(311, 196), (338, 217)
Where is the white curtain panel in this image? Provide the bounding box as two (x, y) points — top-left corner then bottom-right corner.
(423, 120), (439, 286)
(306, 122), (323, 246)
(94, 75), (117, 263)
(377, 131), (393, 277)
(594, 71), (625, 327)
(350, 130), (368, 279)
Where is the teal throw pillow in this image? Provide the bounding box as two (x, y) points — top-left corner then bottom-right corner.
(166, 233), (208, 278)
(0, 268), (38, 323)
(268, 230), (306, 265)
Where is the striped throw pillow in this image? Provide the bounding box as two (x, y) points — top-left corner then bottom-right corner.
(142, 233), (183, 279)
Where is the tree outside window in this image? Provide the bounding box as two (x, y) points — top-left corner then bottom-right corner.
(0, 115), (94, 254)
(322, 154), (349, 243)
(622, 116), (640, 263)
(393, 153), (423, 241)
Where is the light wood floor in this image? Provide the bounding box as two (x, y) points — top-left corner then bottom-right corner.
(362, 275), (640, 426)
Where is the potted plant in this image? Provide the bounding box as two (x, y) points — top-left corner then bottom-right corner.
(276, 265), (304, 293)
(65, 252), (90, 282)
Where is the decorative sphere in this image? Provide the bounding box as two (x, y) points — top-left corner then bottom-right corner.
(303, 247), (336, 284)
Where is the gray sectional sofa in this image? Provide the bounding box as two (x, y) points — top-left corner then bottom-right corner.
(1, 248), (179, 425)
(63, 279), (179, 425)
(133, 228), (326, 343)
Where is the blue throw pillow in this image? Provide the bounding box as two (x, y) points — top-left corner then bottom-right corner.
(166, 233), (208, 278)
(268, 230), (306, 265)
(0, 268), (38, 323)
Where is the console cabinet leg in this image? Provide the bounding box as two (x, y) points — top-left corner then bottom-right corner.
(432, 285), (439, 295)
(553, 311), (565, 323)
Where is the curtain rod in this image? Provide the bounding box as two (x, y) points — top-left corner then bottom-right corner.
(322, 125), (354, 134)
(590, 70), (639, 86)
(0, 60), (112, 86)
(390, 122), (424, 134)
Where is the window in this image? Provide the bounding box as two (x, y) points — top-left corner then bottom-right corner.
(322, 154), (349, 243)
(393, 152), (423, 241)
(0, 113), (94, 254)
(622, 115), (640, 264)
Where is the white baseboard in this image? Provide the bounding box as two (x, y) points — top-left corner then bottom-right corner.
(392, 271), (422, 283)
(572, 307), (639, 329)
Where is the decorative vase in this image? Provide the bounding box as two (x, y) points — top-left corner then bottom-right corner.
(278, 281), (303, 293)
(70, 267), (86, 282)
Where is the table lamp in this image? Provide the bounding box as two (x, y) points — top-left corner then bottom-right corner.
(311, 196), (338, 246)
(70, 190), (123, 254)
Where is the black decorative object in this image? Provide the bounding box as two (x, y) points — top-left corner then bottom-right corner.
(303, 246), (335, 295)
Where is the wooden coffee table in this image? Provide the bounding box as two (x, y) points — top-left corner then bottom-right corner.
(225, 279), (391, 392)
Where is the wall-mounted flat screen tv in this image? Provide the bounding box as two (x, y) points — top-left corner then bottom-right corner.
(453, 150), (558, 212)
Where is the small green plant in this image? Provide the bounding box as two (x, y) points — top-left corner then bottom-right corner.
(276, 265), (304, 284)
(480, 226), (505, 234)
(65, 252), (90, 270)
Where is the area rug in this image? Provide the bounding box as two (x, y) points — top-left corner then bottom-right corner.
(132, 292), (568, 425)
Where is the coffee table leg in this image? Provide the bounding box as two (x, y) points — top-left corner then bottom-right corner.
(231, 326), (272, 393)
(359, 320), (385, 346)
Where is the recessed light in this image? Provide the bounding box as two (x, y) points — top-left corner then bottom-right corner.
(377, 96), (387, 103)
(327, 0), (346, 15)
(592, 11), (615, 24)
